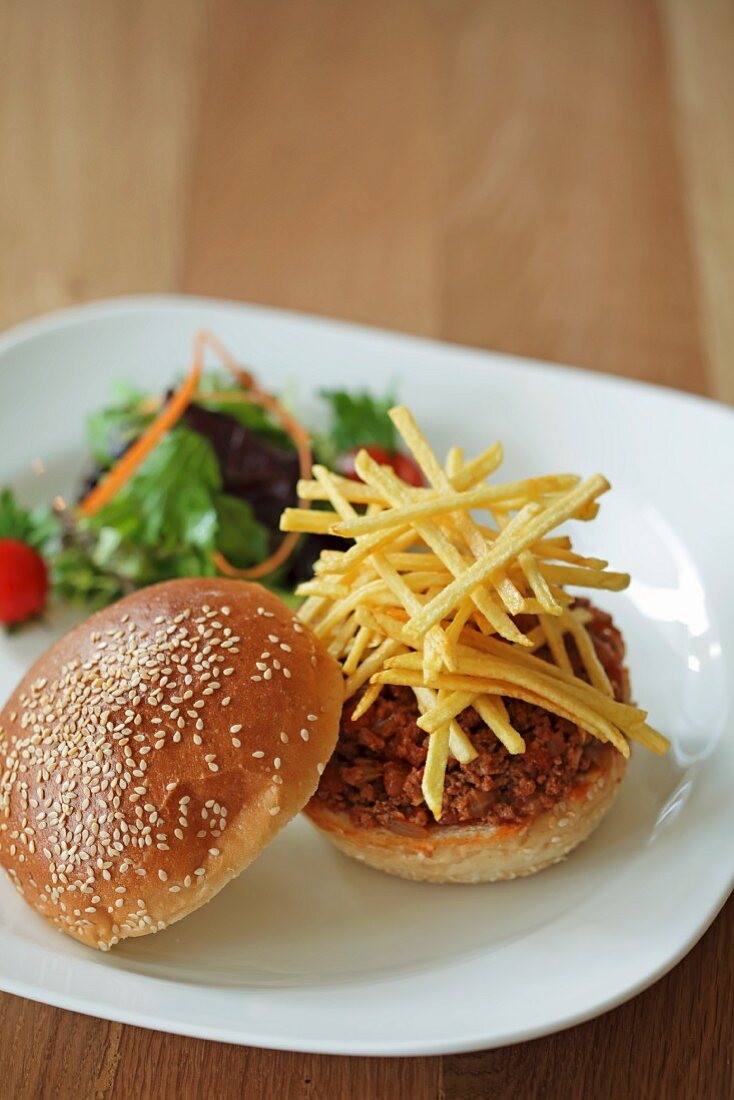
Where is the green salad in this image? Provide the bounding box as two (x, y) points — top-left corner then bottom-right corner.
(0, 355), (422, 627)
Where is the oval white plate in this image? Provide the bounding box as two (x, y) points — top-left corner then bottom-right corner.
(0, 297), (732, 1055)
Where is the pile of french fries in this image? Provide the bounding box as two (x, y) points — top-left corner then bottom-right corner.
(281, 406), (668, 819)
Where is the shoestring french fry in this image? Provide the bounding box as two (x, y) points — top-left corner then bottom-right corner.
(287, 405), (669, 819)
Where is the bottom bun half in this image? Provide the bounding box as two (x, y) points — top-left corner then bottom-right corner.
(304, 749), (627, 884)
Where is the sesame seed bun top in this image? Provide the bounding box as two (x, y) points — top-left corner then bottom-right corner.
(0, 579), (343, 950)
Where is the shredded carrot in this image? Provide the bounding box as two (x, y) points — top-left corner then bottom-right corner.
(78, 334), (206, 517)
(213, 533), (302, 581)
(194, 330), (312, 579)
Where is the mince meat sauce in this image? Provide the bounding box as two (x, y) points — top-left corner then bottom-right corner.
(310, 602), (627, 833)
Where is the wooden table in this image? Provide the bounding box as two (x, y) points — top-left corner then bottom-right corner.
(2, 3), (733, 1097)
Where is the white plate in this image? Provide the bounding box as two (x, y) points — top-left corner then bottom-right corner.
(0, 296), (732, 1055)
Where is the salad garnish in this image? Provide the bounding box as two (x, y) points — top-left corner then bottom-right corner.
(1, 333), (410, 625)
(79, 331), (313, 582)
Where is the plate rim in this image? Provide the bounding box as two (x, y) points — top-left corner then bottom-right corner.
(2, 293), (733, 427)
(0, 901), (725, 1057)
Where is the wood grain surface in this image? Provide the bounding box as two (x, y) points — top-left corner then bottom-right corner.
(1, 2), (733, 1097)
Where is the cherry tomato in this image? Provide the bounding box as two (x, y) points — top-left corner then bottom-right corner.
(389, 451), (426, 488)
(0, 539), (49, 625)
(336, 446), (425, 487)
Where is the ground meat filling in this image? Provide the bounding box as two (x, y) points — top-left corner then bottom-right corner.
(311, 602), (627, 832)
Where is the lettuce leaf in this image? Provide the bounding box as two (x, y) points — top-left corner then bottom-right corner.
(51, 546), (127, 609)
(214, 493), (270, 568)
(86, 382), (154, 468)
(315, 389), (397, 467)
(58, 427), (270, 602)
(90, 427), (221, 553)
(0, 489), (61, 555)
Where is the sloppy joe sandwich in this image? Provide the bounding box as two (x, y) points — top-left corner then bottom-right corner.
(281, 406), (669, 883)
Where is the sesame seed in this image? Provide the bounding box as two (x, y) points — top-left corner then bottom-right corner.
(280, 732), (289, 743)
(252, 751), (264, 759)
(300, 729), (310, 742)
(274, 757), (281, 769)
(0, 604), (260, 913)
(317, 763), (325, 775)
(158, 870), (168, 881)
(307, 714), (318, 722)
(268, 806), (280, 816)
(208, 848), (220, 856)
